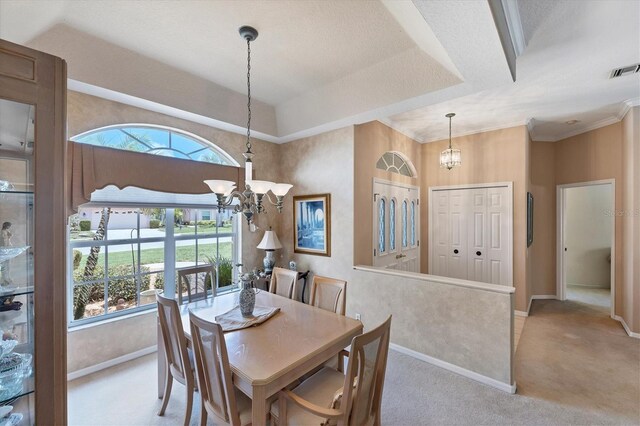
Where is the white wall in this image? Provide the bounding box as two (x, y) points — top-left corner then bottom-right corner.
(565, 185), (613, 288)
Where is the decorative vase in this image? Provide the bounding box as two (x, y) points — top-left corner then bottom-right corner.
(239, 279), (255, 317)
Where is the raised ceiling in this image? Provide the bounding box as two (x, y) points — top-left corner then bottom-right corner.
(388, 0), (640, 142)
(1, 1), (635, 143)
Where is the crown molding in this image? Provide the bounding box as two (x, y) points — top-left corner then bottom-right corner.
(617, 97), (640, 120)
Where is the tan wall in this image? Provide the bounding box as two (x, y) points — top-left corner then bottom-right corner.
(622, 106), (640, 333)
(277, 127), (355, 301)
(554, 123), (624, 316)
(529, 142), (557, 295)
(421, 126), (530, 312)
(353, 121), (422, 267)
(351, 267), (514, 386)
(67, 311), (156, 373)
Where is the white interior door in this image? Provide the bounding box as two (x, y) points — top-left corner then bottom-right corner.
(373, 180), (420, 272)
(429, 184), (513, 286)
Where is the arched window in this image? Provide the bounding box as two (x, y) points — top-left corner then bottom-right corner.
(72, 124), (238, 166)
(376, 151), (417, 178)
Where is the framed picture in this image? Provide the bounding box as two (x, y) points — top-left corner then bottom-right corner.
(527, 192), (534, 247)
(293, 194), (331, 256)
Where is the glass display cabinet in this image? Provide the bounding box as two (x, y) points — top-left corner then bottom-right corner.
(0, 39), (68, 424)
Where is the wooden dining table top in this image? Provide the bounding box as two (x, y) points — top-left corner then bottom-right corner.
(178, 290), (363, 386)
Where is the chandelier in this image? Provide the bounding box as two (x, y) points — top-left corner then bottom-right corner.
(204, 26), (292, 224)
(439, 112), (461, 170)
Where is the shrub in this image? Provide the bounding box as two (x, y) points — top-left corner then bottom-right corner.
(149, 219), (160, 229)
(73, 264), (153, 308)
(198, 220), (216, 227)
(203, 255), (234, 288)
(72, 250), (83, 270)
(79, 220), (91, 231)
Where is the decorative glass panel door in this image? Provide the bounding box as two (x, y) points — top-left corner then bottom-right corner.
(373, 180), (420, 272)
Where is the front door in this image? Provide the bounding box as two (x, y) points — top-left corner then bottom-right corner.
(373, 180), (420, 272)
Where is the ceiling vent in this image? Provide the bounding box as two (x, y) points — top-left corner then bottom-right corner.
(610, 63), (640, 78)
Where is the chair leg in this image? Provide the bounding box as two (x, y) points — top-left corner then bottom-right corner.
(158, 372), (173, 416)
(184, 383), (194, 426)
(200, 399), (207, 426)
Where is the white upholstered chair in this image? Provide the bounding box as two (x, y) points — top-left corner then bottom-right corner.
(188, 311), (252, 426)
(269, 267), (299, 299)
(156, 294), (196, 426)
(271, 316), (392, 426)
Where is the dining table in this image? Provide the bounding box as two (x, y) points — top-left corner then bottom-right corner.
(157, 289), (363, 426)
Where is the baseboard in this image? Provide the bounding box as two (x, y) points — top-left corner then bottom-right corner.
(67, 345), (157, 381)
(514, 310), (528, 317)
(613, 315), (640, 339)
(532, 295), (557, 300)
(389, 343), (516, 394)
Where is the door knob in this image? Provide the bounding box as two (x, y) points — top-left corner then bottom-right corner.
(476, 251), (482, 256)
(395, 254), (406, 259)
(454, 249), (459, 254)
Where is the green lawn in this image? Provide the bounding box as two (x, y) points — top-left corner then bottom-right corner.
(75, 242), (233, 273)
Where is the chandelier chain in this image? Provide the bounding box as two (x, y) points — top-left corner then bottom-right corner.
(246, 37), (252, 154)
(448, 115), (452, 149)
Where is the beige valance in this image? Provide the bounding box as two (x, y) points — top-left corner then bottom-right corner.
(68, 141), (243, 214)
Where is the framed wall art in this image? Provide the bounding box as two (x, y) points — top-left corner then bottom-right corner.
(293, 194), (331, 256)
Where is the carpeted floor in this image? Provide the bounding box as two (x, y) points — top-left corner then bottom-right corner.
(69, 299), (639, 425)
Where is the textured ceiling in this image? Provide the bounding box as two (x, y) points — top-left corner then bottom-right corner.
(1, 0), (482, 139)
(388, 0), (640, 142)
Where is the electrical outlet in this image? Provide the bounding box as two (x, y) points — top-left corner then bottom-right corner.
(355, 313), (361, 321)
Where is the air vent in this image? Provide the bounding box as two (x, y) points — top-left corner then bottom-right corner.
(610, 63), (640, 78)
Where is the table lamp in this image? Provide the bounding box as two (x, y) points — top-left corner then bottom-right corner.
(257, 228), (282, 274)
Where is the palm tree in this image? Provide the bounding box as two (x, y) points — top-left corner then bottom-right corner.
(73, 207), (111, 320)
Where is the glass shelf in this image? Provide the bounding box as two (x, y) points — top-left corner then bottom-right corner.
(0, 287), (33, 298)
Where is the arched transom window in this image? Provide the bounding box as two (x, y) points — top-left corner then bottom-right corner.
(376, 151), (417, 178)
(72, 124), (238, 166)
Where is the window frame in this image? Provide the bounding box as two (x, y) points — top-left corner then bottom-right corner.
(67, 207), (241, 327)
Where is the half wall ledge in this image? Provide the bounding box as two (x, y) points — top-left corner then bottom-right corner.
(353, 265), (516, 294)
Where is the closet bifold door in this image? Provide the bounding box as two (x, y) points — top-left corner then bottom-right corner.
(467, 188), (487, 282)
(0, 38), (68, 425)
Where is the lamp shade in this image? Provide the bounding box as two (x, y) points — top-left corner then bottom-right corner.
(246, 180), (274, 195)
(204, 180), (236, 195)
(257, 230), (282, 250)
(271, 183), (293, 197)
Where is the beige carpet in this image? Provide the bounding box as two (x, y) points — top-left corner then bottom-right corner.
(515, 298), (639, 424)
(68, 299), (639, 425)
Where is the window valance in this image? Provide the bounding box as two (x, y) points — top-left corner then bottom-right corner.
(68, 141), (243, 214)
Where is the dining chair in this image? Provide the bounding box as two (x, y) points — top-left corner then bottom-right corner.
(189, 311), (252, 426)
(271, 315), (392, 426)
(269, 267), (298, 299)
(177, 264), (215, 305)
(309, 275), (347, 316)
(156, 294), (196, 426)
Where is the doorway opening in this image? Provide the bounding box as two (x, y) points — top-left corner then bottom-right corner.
(557, 180), (615, 317)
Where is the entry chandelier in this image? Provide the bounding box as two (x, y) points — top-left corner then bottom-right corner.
(204, 26), (292, 224)
(439, 112), (461, 170)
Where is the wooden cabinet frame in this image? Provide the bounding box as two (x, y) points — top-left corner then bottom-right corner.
(0, 38), (68, 424)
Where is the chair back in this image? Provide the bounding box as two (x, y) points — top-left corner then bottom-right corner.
(309, 275), (346, 315)
(342, 316), (392, 426)
(189, 311), (241, 425)
(177, 264), (215, 305)
(156, 294), (193, 385)
(269, 267), (298, 299)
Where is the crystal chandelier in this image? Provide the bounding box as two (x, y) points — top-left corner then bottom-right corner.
(204, 26), (292, 224)
(439, 112), (461, 170)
